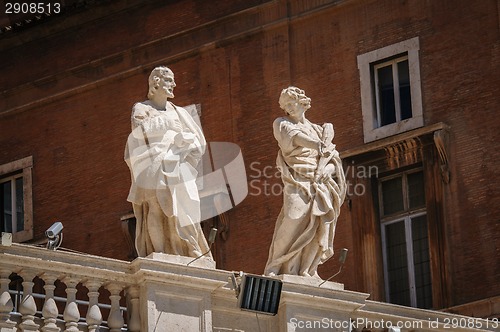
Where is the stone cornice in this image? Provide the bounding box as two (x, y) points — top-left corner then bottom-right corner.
(340, 122), (450, 159)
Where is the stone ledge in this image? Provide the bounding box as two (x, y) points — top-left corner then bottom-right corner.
(340, 122), (449, 158)
(146, 252), (216, 269)
(276, 274), (344, 290)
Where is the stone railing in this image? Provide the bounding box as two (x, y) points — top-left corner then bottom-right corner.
(0, 244), (137, 331)
(1, 243), (499, 332)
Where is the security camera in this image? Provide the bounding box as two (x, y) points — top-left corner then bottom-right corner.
(45, 222), (63, 239)
(46, 222), (64, 250)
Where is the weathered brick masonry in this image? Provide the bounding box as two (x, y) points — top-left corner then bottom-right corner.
(1, 0), (498, 314)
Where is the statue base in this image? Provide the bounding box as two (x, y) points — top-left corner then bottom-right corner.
(146, 252), (216, 269)
(276, 274), (344, 290)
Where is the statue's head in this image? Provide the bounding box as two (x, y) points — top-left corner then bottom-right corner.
(279, 86), (311, 114)
(147, 66), (176, 100)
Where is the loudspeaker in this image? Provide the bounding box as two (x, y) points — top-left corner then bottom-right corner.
(237, 274), (282, 315)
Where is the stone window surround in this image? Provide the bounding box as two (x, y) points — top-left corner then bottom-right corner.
(357, 36), (424, 143)
(0, 156), (33, 243)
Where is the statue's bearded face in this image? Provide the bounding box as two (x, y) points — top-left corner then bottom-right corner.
(149, 68), (176, 100)
(286, 88), (311, 116)
(295, 89), (311, 110)
(279, 86), (311, 116)
(155, 72), (176, 99)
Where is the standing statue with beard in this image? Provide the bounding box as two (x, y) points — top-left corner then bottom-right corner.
(265, 86), (346, 278)
(125, 66), (211, 259)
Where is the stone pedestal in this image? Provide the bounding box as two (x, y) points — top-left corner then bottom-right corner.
(132, 254), (225, 332)
(275, 274), (366, 332)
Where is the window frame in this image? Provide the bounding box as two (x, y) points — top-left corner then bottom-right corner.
(378, 169), (431, 308)
(373, 55), (411, 127)
(357, 37), (423, 143)
(342, 124), (451, 309)
(1, 172), (24, 232)
(0, 156), (33, 242)
(379, 169), (426, 220)
(381, 213), (429, 307)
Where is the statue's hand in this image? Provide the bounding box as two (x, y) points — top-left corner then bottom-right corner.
(174, 132), (195, 147)
(317, 141), (326, 155)
(169, 120), (183, 133)
(315, 163), (336, 183)
(322, 123), (334, 143)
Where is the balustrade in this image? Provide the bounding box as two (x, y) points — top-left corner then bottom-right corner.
(2, 242), (494, 332)
(106, 283), (124, 332)
(125, 286), (140, 332)
(41, 274), (59, 332)
(85, 280), (103, 332)
(0, 271), (130, 331)
(18, 270), (39, 331)
(0, 269), (15, 331)
(0, 245), (133, 331)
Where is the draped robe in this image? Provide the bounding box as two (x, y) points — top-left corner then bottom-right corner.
(264, 117), (346, 277)
(125, 101), (210, 258)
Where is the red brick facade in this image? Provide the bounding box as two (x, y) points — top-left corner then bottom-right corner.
(1, 0), (498, 315)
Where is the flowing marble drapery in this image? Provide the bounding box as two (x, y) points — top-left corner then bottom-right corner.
(264, 117), (346, 278)
(125, 101), (210, 258)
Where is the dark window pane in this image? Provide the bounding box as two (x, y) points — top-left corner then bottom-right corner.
(15, 177), (24, 232)
(377, 65), (396, 126)
(2, 181), (12, 233)
(382, 177), (404, 215)
(385, 221), (411, 306)
(412, 215), (432, 309)
(408, 172), (425, 209)
(398, 60), (412, 120)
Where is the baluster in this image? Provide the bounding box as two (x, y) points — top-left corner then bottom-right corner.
(41, 274), (60, 332)
(84, 280), (102, 332)
(61, 277), (80, 332)
(126, 286), (140, 332)
(105, 284), (124, 332)
(0, 269), (15, 330)
(18, 270), (39, 331)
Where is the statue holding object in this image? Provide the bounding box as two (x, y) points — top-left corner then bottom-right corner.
(264, 86), (346, 278)
(124, 66), (211, 259)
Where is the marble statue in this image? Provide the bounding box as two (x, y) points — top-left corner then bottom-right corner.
(264, 86), (346, 278)
(125, 66), (212, 259)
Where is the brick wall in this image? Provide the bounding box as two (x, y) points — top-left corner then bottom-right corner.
(1, 0), (498, 309)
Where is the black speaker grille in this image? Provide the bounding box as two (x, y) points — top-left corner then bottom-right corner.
(239, 275), (282, 315)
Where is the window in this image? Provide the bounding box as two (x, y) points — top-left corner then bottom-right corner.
(0, 157), (33, 242)
(358, 37), (423, 142)
(343, 126), (450, 309)
(1, 174), (24, 232)
(374, 56), (412, 127)
(379, 170), (432, 309)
